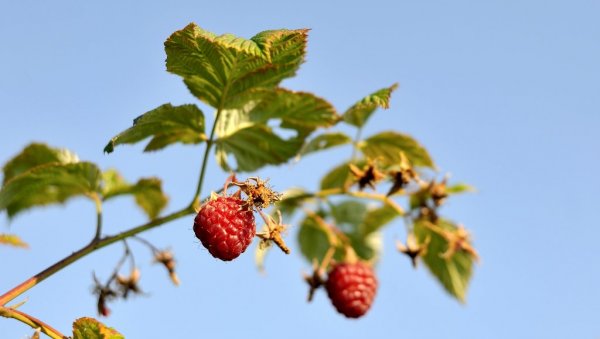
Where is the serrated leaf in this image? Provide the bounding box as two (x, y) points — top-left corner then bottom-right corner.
(446, 183), (476, 194)
(165, 23), (308, 109)
(343, 84), (398, 127)
(300, 132), (352, 156)
(414, 219), (474, 302)
(0, 234), (28, 248)
(101, 169), (168, 220)
(358, 204), (402, 236)
(2, 143), (79, 185)
(104, 103), (205, 153)
(215, 125), (302, 172)
(0, 162), (101, 218)
(358, 131), (435, 168)
(73, 317), (124, 339)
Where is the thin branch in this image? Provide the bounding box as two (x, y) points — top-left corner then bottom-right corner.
(92, 193), (103, 241)
(0, 307), (66, 339)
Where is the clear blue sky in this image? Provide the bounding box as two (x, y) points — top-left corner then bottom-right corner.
(1, 1), (599, 338)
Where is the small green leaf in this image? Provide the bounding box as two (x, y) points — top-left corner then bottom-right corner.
(276, 188), (313, 217)
(104, 103), (205, 153)
(414, 219), (474, 302)
(165, 23), (308, 109)
(343, 84), (398, 127)
(348, 231), (383, 262)
(297, 215), (334, 263)
(358, 204), (402, 236)
(2, 143), (79, 185)
(215, 125), (302, 172)
(0, 162), (101, 218)
(101, 169), (168, 220)
(330, 200), (367, 232)
(446, 183), (476, 195)
(320, 162), (355, 190)
(73, 317), (124, 339)
(300, 132), (352, 156)
(0, 234), (28, 248)
(358, 131), (435, 168)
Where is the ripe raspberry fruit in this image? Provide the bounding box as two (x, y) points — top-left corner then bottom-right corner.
(325, 262), (378, 318)
(193, 196), (256, 261)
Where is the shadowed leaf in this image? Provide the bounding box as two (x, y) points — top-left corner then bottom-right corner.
(300, 132), (352, 156)
(0, 162), (101, 218)
(73, 317), (124, 339)
(101, 169), (168, 219)
(104, 103), (205, 153)
(2, 143), (79, 185)
(414, 219), (474, 302)
(343, 84), (398, 127)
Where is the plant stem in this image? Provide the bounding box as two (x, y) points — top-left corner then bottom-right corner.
(92, 193), (103, 241)
(313, 188), (405, 216)
(0, 307), (66, 339)
(0, 205), (194, 307)
(191, 104), (226, 206)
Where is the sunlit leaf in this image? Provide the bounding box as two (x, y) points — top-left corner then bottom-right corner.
(343, 84), (398, 127)
(165, 23), (308, 109)
(320, 162), (356, 190)
(2, 143), (79, 185)
(215, 125), (302, 172)
(446, 182), (476, 195)
(358, 131), (434, 168)
(414, 219), (474, 302)
(0, 234), (28, 248)
(104, 104), (205, 153)
(300, 132), (352, 156)
(72, 317), (124, 339)
(0, 162), (101, 218)
(101, 169), (168, 219)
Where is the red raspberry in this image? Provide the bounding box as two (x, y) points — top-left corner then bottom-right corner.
(325, 262), (378, 318)
(193, 197), (256, 261)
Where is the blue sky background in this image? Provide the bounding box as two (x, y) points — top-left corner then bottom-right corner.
(1, 1), (599, 338)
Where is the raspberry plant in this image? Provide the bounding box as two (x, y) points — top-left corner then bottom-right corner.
(0, 23), (478, 338)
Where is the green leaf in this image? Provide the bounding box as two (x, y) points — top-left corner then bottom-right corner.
(320, 162), (355, 190)
(300, 132), (352, 156)
(414, 219), (474, 302)
(297, 215), (335, 263)
(343, 84), (398, 127)
(165, 23), (308, 109)
(446, 183), (476, 195)
(330, 200), (367, 232)
(358, 204), (402, 236)
(348, 231), (383, 262)
(275, 188), (313, 217)
(0, 234), (28, 248)
(101, 169), (168, 219)
(2, 143), (79, 185)
(215, 125), (302, 172)
(0, 162), (101, 218)
(104, 103), (205, 153)
(73, 317), (124, 339)
(358, 131), (435, 168)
